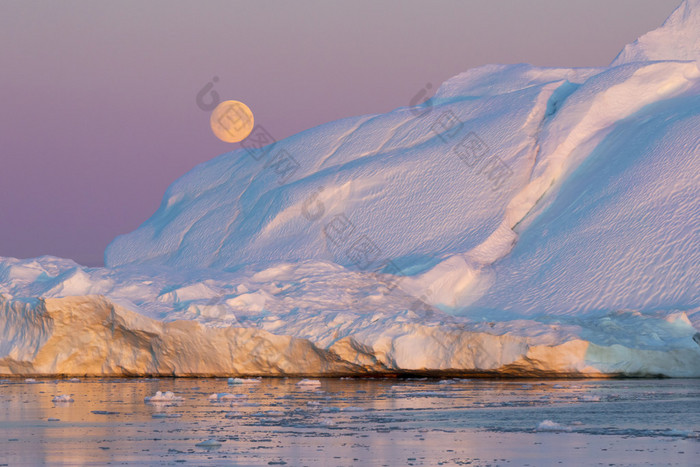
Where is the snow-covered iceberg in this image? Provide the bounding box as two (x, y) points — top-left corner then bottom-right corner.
(1, 0), (699, 377)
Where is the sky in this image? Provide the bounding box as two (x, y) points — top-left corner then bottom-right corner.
(0, 0), (682, 266)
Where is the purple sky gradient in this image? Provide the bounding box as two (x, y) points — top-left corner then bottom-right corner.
(0, 0), (681, 266)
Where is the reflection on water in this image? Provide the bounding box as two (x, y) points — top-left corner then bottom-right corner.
(0, 378), (698, 465)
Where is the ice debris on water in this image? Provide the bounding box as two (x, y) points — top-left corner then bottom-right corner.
(536, 420), (572, 432)
(152, 413), (182, 418)
(208, 392), (242, 402)
(228, 377), (261, 385)
(144, 391), (183, 403)
(195, 439), (222, 448)
(51, 394), (74, 403)
(296, 379), (322, 387)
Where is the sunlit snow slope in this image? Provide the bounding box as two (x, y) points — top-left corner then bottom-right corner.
(1, 0), (699, 376)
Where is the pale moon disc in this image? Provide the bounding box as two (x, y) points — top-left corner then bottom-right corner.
(210, 100), (254, 143)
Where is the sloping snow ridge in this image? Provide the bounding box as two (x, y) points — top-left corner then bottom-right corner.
(612, 0), (700, 65)
(1, 1), (699, 376)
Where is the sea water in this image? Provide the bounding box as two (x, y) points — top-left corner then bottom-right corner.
(0, 378), (698, 465)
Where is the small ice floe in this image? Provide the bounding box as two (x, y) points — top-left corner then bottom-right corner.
(579, 394), (601, 402)
(208, 393), (241, 402)
(24, 378), (37, 383)
(319, 418), (335, 427)
(438, 379), (456, 385)
(250, 410), (285, 418)
(144, 391), (183, 404)
(228, 377), (261, 385)
(307, 401), (321, 406)
(340, 406), (364, 412)
(151, 413), (182, 419)
(665, 429), (693, 437)
(195, 439), (222, 448)
(68, 378), (80, 382)
(552, 384), (564, 389)
(536, 420), (572, 432)
(296, 379), (322, 388)
(52, 395), (74, 403)
(224, 411), (241, 419)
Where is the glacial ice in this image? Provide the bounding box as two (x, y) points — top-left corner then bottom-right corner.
(0, 1), (699, 377)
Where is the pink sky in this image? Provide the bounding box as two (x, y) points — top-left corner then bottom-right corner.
(0, 0), (680, 265)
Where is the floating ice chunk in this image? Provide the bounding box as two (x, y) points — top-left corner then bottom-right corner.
(665, 429), (692, 437)
(52, 394), (74, 403)
(195, 439), (222, 448)
(228, 377), (261, 385)
(536, 420), (572, 432)
(224, 411), (241, 419)
(341, 406), (364, 412)
(152, 413), (182, 418)
(239, 402), (260, 407)
(24, 378), (37, 383)
(144, 391), (183, 403)
(296, 379), (322, 387)
(580, 394), (601, 402)
(208, 392), (241, 402)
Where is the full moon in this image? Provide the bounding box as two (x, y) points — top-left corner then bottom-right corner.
(210, 100), (254, 143)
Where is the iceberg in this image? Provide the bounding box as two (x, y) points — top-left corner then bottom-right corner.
(0, 1), (699, 377)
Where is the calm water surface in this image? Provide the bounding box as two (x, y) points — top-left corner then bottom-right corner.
(0, 378), (698, 466)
